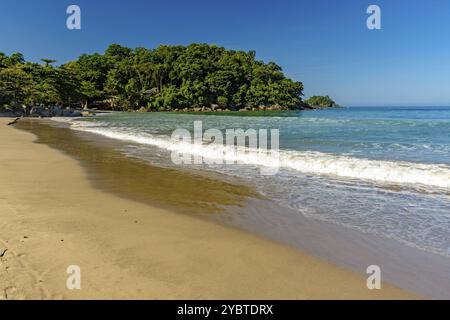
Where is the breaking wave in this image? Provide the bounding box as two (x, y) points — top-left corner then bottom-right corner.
(56, 118), (450, 189)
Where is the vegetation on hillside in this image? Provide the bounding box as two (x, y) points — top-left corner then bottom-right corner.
(0, 44), (305, 112)
(304, 95), (338, 108)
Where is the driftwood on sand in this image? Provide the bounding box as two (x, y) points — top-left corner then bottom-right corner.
(7, 118), (20, 126)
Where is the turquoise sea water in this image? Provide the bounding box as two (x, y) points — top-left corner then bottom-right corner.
(56, 107), (450, 257)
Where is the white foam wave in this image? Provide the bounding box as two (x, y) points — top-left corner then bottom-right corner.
(58, 119), (450, 189)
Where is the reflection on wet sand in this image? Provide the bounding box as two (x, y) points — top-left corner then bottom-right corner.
(16, 119), (259, 215)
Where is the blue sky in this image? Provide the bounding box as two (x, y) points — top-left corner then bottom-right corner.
(1, 0), (449, 106)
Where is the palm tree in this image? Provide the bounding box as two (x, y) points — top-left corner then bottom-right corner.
(41, 58), (57, 67)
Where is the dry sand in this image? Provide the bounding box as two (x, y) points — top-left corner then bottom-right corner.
(0, 118), (418, 299)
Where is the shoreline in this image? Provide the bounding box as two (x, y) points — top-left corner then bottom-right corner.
(0, 118), (417, 299)
(0, 104), (342, 119)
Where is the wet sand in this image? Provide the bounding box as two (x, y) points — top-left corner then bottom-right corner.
(0, 118), (417, 299)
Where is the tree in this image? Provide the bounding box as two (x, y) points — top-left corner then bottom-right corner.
(8, 53), (25, 65)
(41, 59), (57, 67)
(0, 44), (306, 111)
(64, 53), (110, 108)
(0, 66), (34, 109)
(304, 95), (337, 108)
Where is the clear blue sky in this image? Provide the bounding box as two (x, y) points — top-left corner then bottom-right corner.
(1, 0), (449, 106)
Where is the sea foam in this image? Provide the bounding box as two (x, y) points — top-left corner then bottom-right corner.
(56, 118), (450, 189)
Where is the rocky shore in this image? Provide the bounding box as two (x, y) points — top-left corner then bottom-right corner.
(140, 102), (340, 113)
(1, 102), (340, 118)
(153, 104), (296, 113)
(0, 106), (96, 118)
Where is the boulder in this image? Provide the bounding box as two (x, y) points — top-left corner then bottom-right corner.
(62, 109), (72, 116)
(30, 106), (45, 116)
(50, 106), (63, 117)
(40, 110), (51, 117)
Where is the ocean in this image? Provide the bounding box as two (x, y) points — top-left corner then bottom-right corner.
(53, 106), (450, 297)
(54, 107), (450, 255)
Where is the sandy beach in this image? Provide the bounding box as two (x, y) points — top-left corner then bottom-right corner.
(0, 118), (417, 299)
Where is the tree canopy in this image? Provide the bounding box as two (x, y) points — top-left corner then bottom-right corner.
(0, 44), (305, 111)
(304, 95), (337, 108)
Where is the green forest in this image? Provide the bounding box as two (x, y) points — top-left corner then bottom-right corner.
(0, 43), (307, 112)
(304, 95), (338, 108)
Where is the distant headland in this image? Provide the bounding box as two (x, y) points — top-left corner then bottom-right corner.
(304, 95), (340, 109)
(0, 44), (339, 117)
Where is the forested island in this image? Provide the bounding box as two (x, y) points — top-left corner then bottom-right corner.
(0, 43), (338, 115)
(304, 95), (339, 109)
